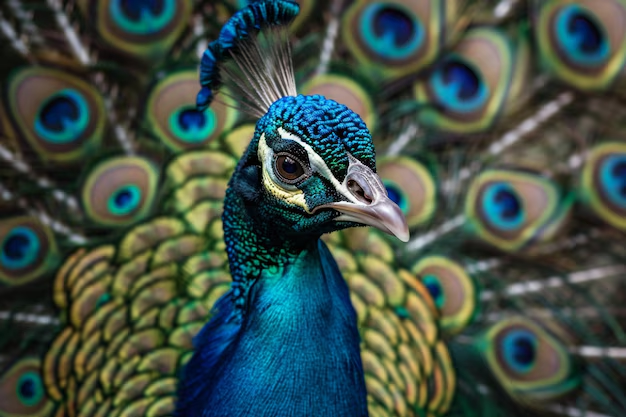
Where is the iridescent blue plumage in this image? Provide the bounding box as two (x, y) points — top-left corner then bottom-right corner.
(181, 3), (410, 410)
(0, 226), (40, 270)
(4, 2), (626, 417)
(196, 0), (299, 110)
(254, 94), (376, 177)
(35, 89), (89, 144)
(177, 239), (367, 416)
(177, 93), (390, 416)
(359, 3), (424, 60)
(554, 5), (609, 66)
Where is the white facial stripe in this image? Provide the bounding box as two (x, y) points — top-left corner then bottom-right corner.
(259, 133), (297, 191)
(258, 133), (309, 210)
(277, 127), (365, 206)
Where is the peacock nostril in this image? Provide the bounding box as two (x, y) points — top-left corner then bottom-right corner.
(347, 179), (373, 204)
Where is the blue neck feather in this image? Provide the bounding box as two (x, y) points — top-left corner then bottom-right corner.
(177, 189), (368, 416)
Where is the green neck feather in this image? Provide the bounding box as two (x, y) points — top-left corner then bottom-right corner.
(222, 183), (321, 320)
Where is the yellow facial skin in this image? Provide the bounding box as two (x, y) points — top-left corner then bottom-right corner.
(258, 133), (310, 212)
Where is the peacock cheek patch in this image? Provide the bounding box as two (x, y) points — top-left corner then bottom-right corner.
(301, 176), (339, 211)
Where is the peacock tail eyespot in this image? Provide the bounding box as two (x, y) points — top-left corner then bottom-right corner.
(359, 3), (424, 61)
(501, 329), (538, 374)
(481, 317), (579, 402)
(480, 182), (526, 232)
(6, 67), (106, 163)
(415, 28), (529, 133)
(465, 170), (568, 251)
(377, 157), (436, 228)
(0, 226), (41, 271)
(535, 0), (626, 90)
(581, 142), (626, 229)
(412, 256), (476, 335)
(146, 71), (237, 151)
(34, 89), (89, 145)
(554, 5), (610, 65)
(383, 181), (406, 211)
(342, 0), (460, 78)
(81, 156), (159, 227)
(16, 371), (44, 407)
(599, 155), (626, 208)
(422, 274), (445, 308)
(0, 358), (51, 414)
(107, 184), (143, 216)
(109, 0), (177, 35)
(0, 217), (58, 286)
(81, 0), (192, 59)
(428, 57), (489, 114)
(170, 107), (217, 144)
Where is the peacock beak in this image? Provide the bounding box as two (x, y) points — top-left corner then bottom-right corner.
(324, 158), (410, 242)
(331, 198), (410, 242)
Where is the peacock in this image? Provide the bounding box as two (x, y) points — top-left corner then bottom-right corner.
(0, 0), (625, 416)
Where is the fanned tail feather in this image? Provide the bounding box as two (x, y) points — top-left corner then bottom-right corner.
(0, 1), (625, 416)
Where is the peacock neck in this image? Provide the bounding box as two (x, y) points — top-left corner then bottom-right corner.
(204, 188), (368, 416)
(222, 186), (330, 314)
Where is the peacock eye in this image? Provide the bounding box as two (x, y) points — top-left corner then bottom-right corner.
(274, 154), (307, 184)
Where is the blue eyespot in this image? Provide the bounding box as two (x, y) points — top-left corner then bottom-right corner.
(35, 89), (89, 144)
(600, 155), (626, 209)
(385, 184), (402, 205)
(502, 329), (537, 374)
(482, 183), (525, 231)
(360, 3), (424, 60)
(555, 5), (610, 66)
(16, 371), (44, 407)
(169, 107), (217, 144)
(1, 226), (40, 270)
(110, 0), (176, 35)
(423, 274), (444, 308)
(107, 185), (142, 216)
(384, 181), (406, 212)
(430, 58), (489, 113)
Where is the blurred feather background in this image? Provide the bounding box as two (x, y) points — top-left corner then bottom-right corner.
(0, 0), (625, 416)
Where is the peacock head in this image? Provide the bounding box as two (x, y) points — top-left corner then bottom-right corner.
(232, 94), (409, 243)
